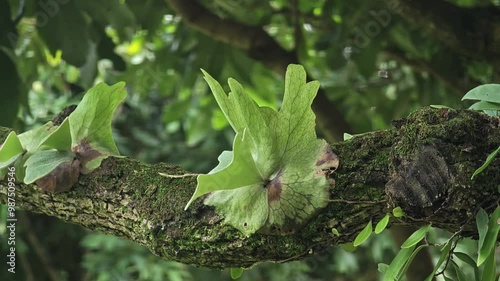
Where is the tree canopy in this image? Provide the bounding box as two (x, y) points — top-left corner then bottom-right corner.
(0, 0), (499, 281)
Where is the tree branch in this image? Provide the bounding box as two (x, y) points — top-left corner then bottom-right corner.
(165, 0), (351, 142)
(397, 0), (500, 69)
(1, 108), (499, 268)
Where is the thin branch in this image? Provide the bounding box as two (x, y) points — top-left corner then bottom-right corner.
(396, 0), (500, 69)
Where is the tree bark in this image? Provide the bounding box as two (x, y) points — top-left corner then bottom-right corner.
(0, 108), (499, 269)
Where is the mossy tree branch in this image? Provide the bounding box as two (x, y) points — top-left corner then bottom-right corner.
(0, 108), (499, 268)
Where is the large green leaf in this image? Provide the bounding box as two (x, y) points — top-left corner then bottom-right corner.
(462, 84), (500, 103)
(69, 82), (125, 154)
(187, 65), (339, 236)
(68, 82), (126, 172)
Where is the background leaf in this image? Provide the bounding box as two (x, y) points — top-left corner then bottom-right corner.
(0, 49), (21, 127)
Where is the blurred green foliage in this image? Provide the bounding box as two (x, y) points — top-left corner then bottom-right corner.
(0, 0), (499, 280)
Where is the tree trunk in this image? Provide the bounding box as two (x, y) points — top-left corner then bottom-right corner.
(1, 108), (499, 268)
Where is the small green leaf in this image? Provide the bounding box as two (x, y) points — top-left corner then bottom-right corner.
(424, 239), (453, 281)
(378, 263), (389, 274)
(343, 133), (353, 141)
(401, 224), (431, 248)
(230, 268), (244, 280)
(41, 118), (72, 151)
(340, 242), (356, 252)
(392, 207), (405, 218)
(162, 98), (191, 124)
(353, 220), (372, 247)
(481, 248), (496, 281)
(383, 245), (416, 281)
(24, 150), (76, 184)
(375, 214), (390, 234)
(477, 206), (500, 266)
(462, 84), (500, 103)
(430, 105), (452, 109)
(471, 146), (500, 179)
(0, 132), (24, 168)
(331, 228), (340, 236)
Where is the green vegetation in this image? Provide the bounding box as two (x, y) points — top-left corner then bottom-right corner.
(0, 0), (499, 281)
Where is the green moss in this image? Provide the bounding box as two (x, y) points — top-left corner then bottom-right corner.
(0, 127), (13, 143)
